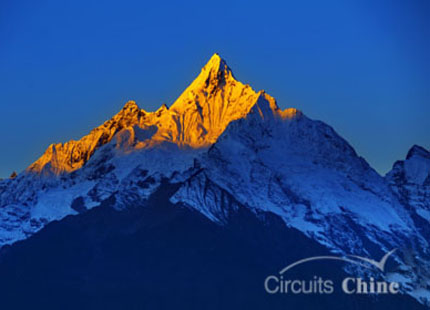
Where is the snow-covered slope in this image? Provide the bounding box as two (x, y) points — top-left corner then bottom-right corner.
(171, 94), (430, 304)
(173, 96), (413, 235)
(0, 54), (429, 306)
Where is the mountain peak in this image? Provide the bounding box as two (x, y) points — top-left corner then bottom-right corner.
(203, 53), (231, 74)
(27, 54), (300, 175)
(387, 144), (430, 186)
(170, 54), (245, 113)
(406, 145), (430, 160)
(169, 54), (235, 105)
(122, 100), (139, 110)
(193, 53), (234, 89)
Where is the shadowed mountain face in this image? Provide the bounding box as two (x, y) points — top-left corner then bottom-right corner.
(0, 182), (425, 310)
(386, 145), (430, 241)
(0, 54), (429, 308)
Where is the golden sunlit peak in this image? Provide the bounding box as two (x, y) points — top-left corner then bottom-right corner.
(207, 53), (226, 65)
(28, 53), (302, 176)
(122, 100), (139, 110)
(201, 53), (232, 77)
(207, 53), (222, 65)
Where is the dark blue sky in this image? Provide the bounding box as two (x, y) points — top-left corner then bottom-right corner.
(0, 0), (429, 178)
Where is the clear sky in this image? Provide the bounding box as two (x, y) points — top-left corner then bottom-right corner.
(0, 0), (429, 178)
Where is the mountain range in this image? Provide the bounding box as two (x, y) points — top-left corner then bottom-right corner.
(0, 54), (429, 309)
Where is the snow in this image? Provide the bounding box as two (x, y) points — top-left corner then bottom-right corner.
(0, 53), (429, 306)
(31, 180), (96, 220)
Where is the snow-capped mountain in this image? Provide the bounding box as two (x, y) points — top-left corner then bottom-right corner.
(27, 54), (266, 176)
(0, 54), (429, 307)
(171, 93), (430, 304)
(0, 53), (297, 246)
